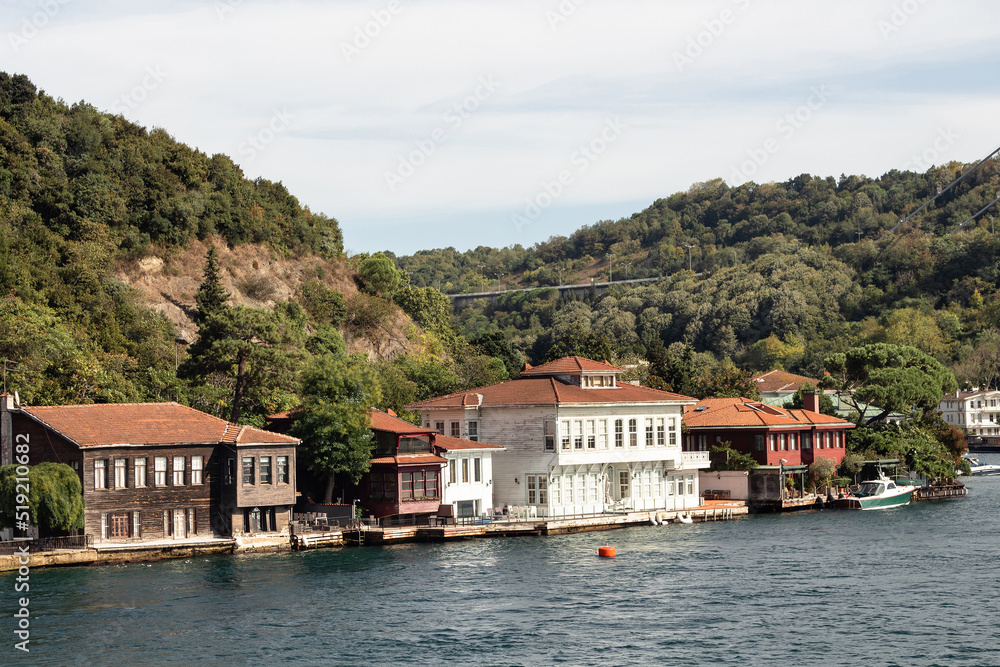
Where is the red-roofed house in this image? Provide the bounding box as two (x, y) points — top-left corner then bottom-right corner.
(752, 370), (822, 400)
(407, 356), (705, 517)
(682, 394), (853, 467)
(359, 409), (503, 523)
(0, 397), (299, 543)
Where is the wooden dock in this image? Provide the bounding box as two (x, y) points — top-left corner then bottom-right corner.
(292, 504), (748, 550)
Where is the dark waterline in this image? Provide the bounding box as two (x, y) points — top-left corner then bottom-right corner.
(7, 462), (1000, 666)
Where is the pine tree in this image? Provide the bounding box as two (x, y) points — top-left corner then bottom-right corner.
(194, 245), (229, 324)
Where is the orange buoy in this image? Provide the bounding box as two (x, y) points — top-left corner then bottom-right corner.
(598, 545), (616, 558)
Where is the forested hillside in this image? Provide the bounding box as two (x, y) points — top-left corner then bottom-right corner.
(395, 162), (1000, 387)
(0, 73), (505, 431)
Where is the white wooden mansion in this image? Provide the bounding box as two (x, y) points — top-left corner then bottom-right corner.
(407, 356), (709, 518)
(939, 389), (1000, 437)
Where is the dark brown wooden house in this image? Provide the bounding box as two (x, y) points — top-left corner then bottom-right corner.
(1, 398), (299, 544)
(361, 410), (447, 523)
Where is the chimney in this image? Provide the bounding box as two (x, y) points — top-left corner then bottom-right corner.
(803, 391), (820, 413)
(1, 393), (14, 467)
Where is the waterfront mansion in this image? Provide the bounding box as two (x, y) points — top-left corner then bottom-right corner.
(407, 356), (709, 517)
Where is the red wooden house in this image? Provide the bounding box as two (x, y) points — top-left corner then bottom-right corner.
(682, 393), (853, 467)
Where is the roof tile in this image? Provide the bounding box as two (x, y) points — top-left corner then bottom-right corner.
(22, 402), (299, 447)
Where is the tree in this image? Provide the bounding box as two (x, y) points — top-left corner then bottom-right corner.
(645, 340), (698, 396)
(292, 354), (382, 503)
(194, 245), (230, 324)
(358, 252), (404, 298)
(824, 343), (958, 426)
(693, 360), (760, 400)
(808, 457), (837, 490)
(543, 324), (615, 363)
(0, 463), (84, 534)
(709, 443), (758, 471)
(180, 305), (303, 423)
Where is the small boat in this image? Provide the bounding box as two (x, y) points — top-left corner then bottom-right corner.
(960, 455), (1000, 476)
(836, 473), (915, 510)
(677, 513), (693, 524)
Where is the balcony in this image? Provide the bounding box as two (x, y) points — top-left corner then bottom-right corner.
(681, 451), (711, 468)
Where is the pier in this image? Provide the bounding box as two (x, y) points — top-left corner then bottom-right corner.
(292, 501), (748, 550)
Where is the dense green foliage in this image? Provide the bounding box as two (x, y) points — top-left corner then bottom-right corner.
(0, 73), (343, 407)
(292, 354), (382, 503)
(0, 462), (84, 533)
(824, 344), (958, 425)
(709, 444), (758, 472)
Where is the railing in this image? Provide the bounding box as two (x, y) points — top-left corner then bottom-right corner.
(0, 535), (92, 555)
(682, 451), (711, 465)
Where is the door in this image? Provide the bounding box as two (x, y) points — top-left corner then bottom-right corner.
(618, 470), (630, 501)
(172, 509), (187, 539)
(110, 513), (130, 538)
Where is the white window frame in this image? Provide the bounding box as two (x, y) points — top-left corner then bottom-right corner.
(191, 455), (203, 485)
(94, 459), (107, 490)
(135, 457), (147, 487)
(173, 456), (185, 486)
(154, 457), (167, 486)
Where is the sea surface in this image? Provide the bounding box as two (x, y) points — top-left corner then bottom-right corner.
(7, 455), (1000, 667)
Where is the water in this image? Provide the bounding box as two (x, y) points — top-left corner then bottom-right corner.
(7, 462), (1000, 666)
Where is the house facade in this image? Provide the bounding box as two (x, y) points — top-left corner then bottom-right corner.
(360, 410), (503, 522)
(683, 394), (854, 467)
(435, 434), (503, 519)
(939, 390), (1000, 437)
(407, 356), (707, 518)
(0, 398), (299, 543)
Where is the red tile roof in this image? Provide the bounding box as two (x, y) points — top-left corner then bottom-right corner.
(683, 397), (852, 429)
(752, 370), (821, 393)
(519, 356), (623, 377)
(21, 402), (299, 447)
(433, 435), (504, 451)
(408, 376), (695, 410)
(368, 409), (434, 435)
(370, 455), (447, 465)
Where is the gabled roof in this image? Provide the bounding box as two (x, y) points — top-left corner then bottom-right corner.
(433, 435), (504, 451)
(408, 376), (695, 410)
(370, 454), (447, 465)
(752, 370), (821, 393)
(683, 397), (852, 429)
(519, 356), (622, 377)
(21, 402), (299, 448)
(368, 409), (434, 436)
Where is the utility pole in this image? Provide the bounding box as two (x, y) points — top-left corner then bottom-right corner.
(683, 244), (695, 272)
(607, 253), (615, 283)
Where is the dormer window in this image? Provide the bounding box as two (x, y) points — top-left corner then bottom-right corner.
(582, 374), (616, 388)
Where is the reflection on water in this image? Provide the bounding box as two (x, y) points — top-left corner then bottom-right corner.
(7, 474), (1000, 666)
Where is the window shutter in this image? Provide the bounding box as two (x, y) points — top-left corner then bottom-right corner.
(132, 511), (141, 538)
(101, 513), (108, 539)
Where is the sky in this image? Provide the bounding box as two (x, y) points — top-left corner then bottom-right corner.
(5, 0), (1000, 255)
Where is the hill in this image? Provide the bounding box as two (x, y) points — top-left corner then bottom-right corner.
(0, 72), (460, 421)
(393, 165), (1000, 385)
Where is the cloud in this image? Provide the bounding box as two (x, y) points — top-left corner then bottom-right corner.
(5, 0), (1000, 253)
